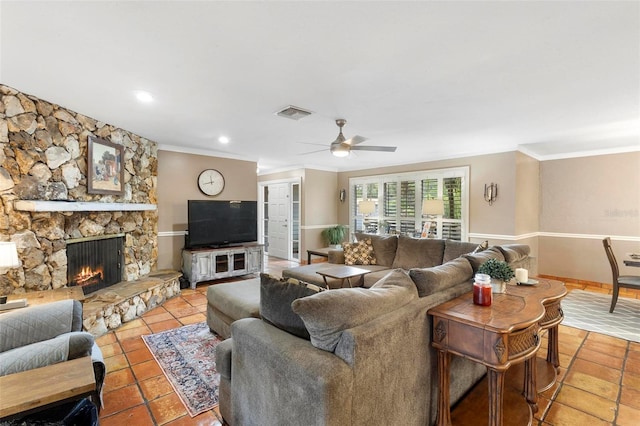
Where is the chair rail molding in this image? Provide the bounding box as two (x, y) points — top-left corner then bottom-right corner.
(469, 232), (640, 243)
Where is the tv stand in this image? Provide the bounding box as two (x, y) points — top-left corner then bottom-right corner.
(181, 243), (264, 289)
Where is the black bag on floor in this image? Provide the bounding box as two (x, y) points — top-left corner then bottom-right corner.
(62, 399), (98, 426)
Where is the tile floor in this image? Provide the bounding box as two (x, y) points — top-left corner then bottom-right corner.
(96, 260), (640, 425)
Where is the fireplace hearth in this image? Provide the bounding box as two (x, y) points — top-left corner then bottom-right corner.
(67, 235), (124, 295)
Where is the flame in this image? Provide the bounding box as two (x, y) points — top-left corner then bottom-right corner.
(74, 266), (104, 285)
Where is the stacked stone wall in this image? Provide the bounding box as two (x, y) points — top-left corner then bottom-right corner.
(0, 84), (158, 295)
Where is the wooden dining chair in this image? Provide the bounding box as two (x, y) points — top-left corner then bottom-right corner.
(602, 237), (640, 313)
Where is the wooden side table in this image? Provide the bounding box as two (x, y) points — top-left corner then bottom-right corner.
(307, 247), (332, 264)
(0, 356), (97, 420)
(316, 265), (371, 288)
(428, 278), (566, 426)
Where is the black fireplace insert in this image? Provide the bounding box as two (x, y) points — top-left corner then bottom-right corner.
(67, 236), (124, 295)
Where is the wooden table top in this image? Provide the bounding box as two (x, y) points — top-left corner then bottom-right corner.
(0, 356), (96, 419)
(428, 278), (567, 333)
(316, 265), (371, 279)
(623, 255), (640, 267)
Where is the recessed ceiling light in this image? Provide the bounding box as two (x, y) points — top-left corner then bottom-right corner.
(218, 136), (230, 144)
(135, 91), (154, 103)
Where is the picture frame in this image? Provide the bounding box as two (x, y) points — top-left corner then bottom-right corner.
(87, 136), (124, 195)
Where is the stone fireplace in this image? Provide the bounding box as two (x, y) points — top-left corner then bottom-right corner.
(0, 84), (181, 337)
(0, 84), (159, 296)
(67, 234), (124, 295)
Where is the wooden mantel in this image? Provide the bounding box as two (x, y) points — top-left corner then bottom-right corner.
(13, 200), (157, 212)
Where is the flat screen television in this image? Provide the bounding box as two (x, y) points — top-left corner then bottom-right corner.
(186, 200), (258, 249)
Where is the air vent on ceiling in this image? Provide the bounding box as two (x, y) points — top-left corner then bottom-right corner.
(275, 105), (312, 120)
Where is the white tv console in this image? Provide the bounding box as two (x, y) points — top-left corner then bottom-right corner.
(181, 243), (264, 289)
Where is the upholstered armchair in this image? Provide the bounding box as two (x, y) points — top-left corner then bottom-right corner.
(0, 299), (106, 407)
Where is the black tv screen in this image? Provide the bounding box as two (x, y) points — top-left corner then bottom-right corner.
(187, 200), (258, 248)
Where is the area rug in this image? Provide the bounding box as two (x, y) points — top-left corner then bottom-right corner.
(142, 322), (223, 417)
(561, 290), (640, 343)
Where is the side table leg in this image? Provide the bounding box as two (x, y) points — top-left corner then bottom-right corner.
(523, 356), (539, 413)
(547, 325), (560, 370)
(487, 368), (505, 426)
(436, 350), (451, 426)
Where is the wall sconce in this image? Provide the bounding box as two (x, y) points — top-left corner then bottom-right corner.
(339, 189), (346, 203)
(421, 199), (444, 238)
(484, 183), (498, 205)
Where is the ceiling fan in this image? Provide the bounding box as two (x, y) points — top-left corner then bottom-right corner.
(302, 119), (397, 157)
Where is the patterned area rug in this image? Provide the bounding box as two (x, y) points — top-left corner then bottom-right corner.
(143, 322), (223, 417)
(561, 290), (640, 343)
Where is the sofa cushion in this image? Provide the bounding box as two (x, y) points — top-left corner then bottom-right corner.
(291, 269), (418, 352)
(443, 240), (488, 263)
(371, 268), (420, 295)
(497, 244), (530, 263)
(260, 273), (325, 339)
(463, 247), (505, 273)
(342, 239), (377, 265)
(392, 235), (445, 270)
(355, 233), (398, 267)
(409, 257), (474, 297)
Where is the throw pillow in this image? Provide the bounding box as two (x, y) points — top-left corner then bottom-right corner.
(442, 240), (483, 263)
(472, 240), (489, 254)
(354, 233), (398, 267)
(291, 269), (418, 352)
(409, 257), (474, 297)
(260, 273), (325, 340)
(463, 247), (505, 273)
(342, 239), (377, 265)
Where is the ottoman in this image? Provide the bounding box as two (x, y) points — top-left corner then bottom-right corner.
(206, 278), (260, 339)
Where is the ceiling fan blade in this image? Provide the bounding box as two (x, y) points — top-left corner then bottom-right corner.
(297, 142), (328, 147)
(351, 145), (397, 152)
(345, 135), (367, 145)
(298, 148), (327, 155)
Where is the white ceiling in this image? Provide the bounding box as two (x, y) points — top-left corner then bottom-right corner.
(2, 1), (639, 173)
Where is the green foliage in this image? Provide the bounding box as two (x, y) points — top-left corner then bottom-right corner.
(478, 258), (515, 281)
(322, 225), (347, 245)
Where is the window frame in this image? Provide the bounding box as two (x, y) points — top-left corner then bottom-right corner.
(349, 166), (469, 241)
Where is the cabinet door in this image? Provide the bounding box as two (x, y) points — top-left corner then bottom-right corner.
(195, 252), (212, 280)
(213, 252), (230, 275)
(247, 247), (264, 273)
(231, 250), (247, 274)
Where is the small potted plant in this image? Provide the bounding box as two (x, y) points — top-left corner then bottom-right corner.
(321, 225), (347, 248)
(477, 258), (515, 293)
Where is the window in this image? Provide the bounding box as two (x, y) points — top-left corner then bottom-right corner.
(349, 167), (469, 241)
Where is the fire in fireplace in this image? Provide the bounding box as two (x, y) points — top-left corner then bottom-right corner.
(67, 235), (124, 295)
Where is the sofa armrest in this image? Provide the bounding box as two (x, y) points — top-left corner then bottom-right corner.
(327, 249), (345, 264)
(230, 318), (353, 426)
(0, 300), (81, 353)
(215, 338), (233, 380)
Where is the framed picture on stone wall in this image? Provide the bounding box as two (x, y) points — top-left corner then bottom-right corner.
(88, 136), (124, 195)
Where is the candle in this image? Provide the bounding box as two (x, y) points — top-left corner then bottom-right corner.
(515, 268), (528, 284)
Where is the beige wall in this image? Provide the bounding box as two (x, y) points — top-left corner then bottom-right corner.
(539, 152), (640, 283)
(157, 150), (257, 270)
(303, 169), (339, 252)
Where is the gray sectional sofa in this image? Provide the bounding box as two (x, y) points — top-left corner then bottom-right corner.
(215, 234), (531, 425)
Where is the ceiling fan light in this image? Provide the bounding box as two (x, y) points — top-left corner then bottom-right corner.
(331, 144), (349, 157)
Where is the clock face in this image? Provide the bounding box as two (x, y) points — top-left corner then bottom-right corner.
(197, 169), (225, 196)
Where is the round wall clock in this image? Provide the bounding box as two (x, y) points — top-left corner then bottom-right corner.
(197, 169), (225, 196)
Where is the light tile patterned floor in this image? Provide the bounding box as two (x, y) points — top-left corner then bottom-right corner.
(97, 260), (640, 425)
